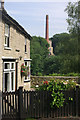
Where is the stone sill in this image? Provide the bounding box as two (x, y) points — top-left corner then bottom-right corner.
(25, 52), (27, 54)
(24, 80), (30, 82)
(4, 47), (12, 50)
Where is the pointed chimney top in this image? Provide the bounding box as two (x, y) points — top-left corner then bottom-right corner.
(0, 0), (4, 9)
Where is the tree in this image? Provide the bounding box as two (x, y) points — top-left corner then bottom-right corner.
(43, 56), (61, 75)
(46, 2), (79, 74)
(52, 33), (70, 55)
(65, 2), (79, 35)
(30, 36), (49, 75)
(65, 1), (80, 73)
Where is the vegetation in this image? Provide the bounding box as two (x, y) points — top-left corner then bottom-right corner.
(30, 2), (79, 76)
(30, 36), (49, 75)
(21, 63), (29, 76)
(48, 73), (80, 76)
(25, 118), (36, 120)
(36, 79), (77, 108)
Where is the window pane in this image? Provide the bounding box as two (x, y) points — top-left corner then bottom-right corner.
(25, 39), (26, 45)
(5, 36), (7, 45)
(5, 24), (9, 35)
(7, 37), (9, 47)
(5, 63), (10, 69)
(28, 72), (30, 80)
(11, 63), (14, 69)
(5, 73), (10, 92)
(24, 61), (30, 81)
(25, 62), (27, 66)
(25, 39), (27, 52)
(28, 66), (30, 80)
(5, 36), (9, 47)
(25, 76), (27, 80)
(11, 72), (14, 91)
(25, 45), (26, 52)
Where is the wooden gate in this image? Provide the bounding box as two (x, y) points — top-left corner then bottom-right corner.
(2, 91), (19, 120)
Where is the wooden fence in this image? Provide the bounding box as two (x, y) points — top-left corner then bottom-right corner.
(2, 87), (80, 120)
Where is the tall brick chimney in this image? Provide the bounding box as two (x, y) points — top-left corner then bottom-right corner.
(45, 15), (49, 43)
(0, 0), (4, 9)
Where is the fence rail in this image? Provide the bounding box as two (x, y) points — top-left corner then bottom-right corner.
(2, 87), (80, 120)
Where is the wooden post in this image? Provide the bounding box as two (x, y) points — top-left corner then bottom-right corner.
(18, 87), (23, 120)
(76, 86), (79, 117)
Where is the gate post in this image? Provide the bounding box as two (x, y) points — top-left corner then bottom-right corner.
(18, 86), (23, 120)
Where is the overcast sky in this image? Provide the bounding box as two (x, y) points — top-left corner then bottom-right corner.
(4, 0), (77, 38)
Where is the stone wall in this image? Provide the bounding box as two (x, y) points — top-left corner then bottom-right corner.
(31, 76), (79, 87)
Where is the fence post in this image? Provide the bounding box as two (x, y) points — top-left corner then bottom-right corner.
(76, 86), (79, 117)
(18, 86), (23, 120)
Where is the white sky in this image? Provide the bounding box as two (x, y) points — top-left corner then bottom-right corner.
(4, 0), (77, 38)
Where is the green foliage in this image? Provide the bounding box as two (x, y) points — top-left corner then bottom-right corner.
(65, 2), (79, 35)
(64, 2), (80, 73)
(30, 36), (49, 75)
(36, 79), (77, 108)
(51, 32), (78, 74)
(48, 73), (80, 76)
(59, 55), (78, 74)
(47, 80), (66, 108)
(25, 118), (36, 120)
(43, 56), (61, 75)
(43, 54), (79, 74)
(50, 33), (70, 55)
(69, 97), (73, 101)
(37, 72), (43, 76)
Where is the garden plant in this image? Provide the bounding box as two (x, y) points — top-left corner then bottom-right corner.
(21, 64), (29, 76)
(36, 79), (77, 108)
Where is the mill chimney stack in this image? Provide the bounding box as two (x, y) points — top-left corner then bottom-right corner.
(45, 15), (49, 43)
(0, 0), (4, 9)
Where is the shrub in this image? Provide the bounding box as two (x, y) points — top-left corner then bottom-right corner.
(36, 79), (77, 108)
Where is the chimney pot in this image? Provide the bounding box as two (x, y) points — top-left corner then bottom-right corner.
(0, 0), (4, 9)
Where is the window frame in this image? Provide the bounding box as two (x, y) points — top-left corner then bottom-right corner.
(4, 24), (10, 48)
(25, 38), (27, 53)
(24, 61), (30, 82)
(4, 62), (15, 71)
(3, 62), (15, 92)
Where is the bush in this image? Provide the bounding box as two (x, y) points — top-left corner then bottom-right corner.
(36, 79), (77, 108)
(37, 72), (43, 76)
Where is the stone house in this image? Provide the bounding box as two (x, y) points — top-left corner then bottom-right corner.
(0, 1), (31, 92)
